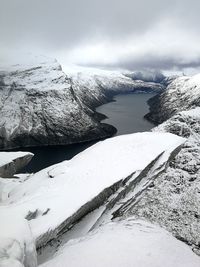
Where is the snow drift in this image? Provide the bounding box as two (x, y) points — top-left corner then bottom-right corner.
(41, 218), (200, 267)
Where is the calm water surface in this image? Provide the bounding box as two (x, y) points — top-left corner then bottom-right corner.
(20, 93), (155, 173)
(97, 93), (155, 135)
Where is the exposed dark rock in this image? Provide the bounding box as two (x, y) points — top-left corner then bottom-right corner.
(0, 152), (33, 177)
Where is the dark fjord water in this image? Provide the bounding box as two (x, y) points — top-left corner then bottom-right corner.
(20, 141), (96, 173)
(96, 93), (155, 135)
(21, 93), (155, 173)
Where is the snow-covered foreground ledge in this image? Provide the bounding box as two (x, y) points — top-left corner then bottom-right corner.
(41, 218), (200, 267)
(0, 152), (33, 178)
(0, 211), (37, 267)
(0, 132), (185, 250)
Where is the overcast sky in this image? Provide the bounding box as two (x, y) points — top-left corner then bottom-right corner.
(1, 0), (200, 72)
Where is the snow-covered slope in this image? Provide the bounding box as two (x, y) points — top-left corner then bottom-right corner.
(0, 56), (166, 150)
(139, 75), (200, 254)
(146, 74), (200, 124)
(41, 218), (200, 267)
(65, 65), (164, 109)
(0, 57), (116, 150)
(0, 210), (37, 267)
(122, 107), (200, 254)
(0, 132), (185, 249)
(0, 151), (33, 178)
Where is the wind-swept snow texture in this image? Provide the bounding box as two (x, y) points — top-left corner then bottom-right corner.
(0, 151), (33, 177)
(41, 218), (200, 267)
(0, 132), (184, 249)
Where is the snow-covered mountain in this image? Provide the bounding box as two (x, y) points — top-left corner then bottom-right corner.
(0, 56), (165, 150)
(125, 75), (200, 255)
(64, 65), (164, 108)
(145, 74), (200, 124)
(2, 58), (200, 267)
(0, 57), (115, 150)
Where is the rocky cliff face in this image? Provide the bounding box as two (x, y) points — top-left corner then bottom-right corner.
(125, 75), (200, 255)
(0, 57), (116, 150)
(123, 112), (200, 254)
(145, 74), (200, 124)
(0, 57), (165, 150)
(65, 66), (165, 114)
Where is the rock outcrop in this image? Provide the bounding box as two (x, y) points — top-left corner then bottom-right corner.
(0, 152), (33, 178)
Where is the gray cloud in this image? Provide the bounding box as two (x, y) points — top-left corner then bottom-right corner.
(0, 0), (200, 71)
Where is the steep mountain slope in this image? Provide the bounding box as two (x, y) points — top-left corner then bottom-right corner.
(121, 109), (200, 254)
(0, 57), (165, 150)
(65, 66), (164, 109)
(0, 57), (116, 150)
(121, 75), (200, 255)
(145, 74), (200, 124)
